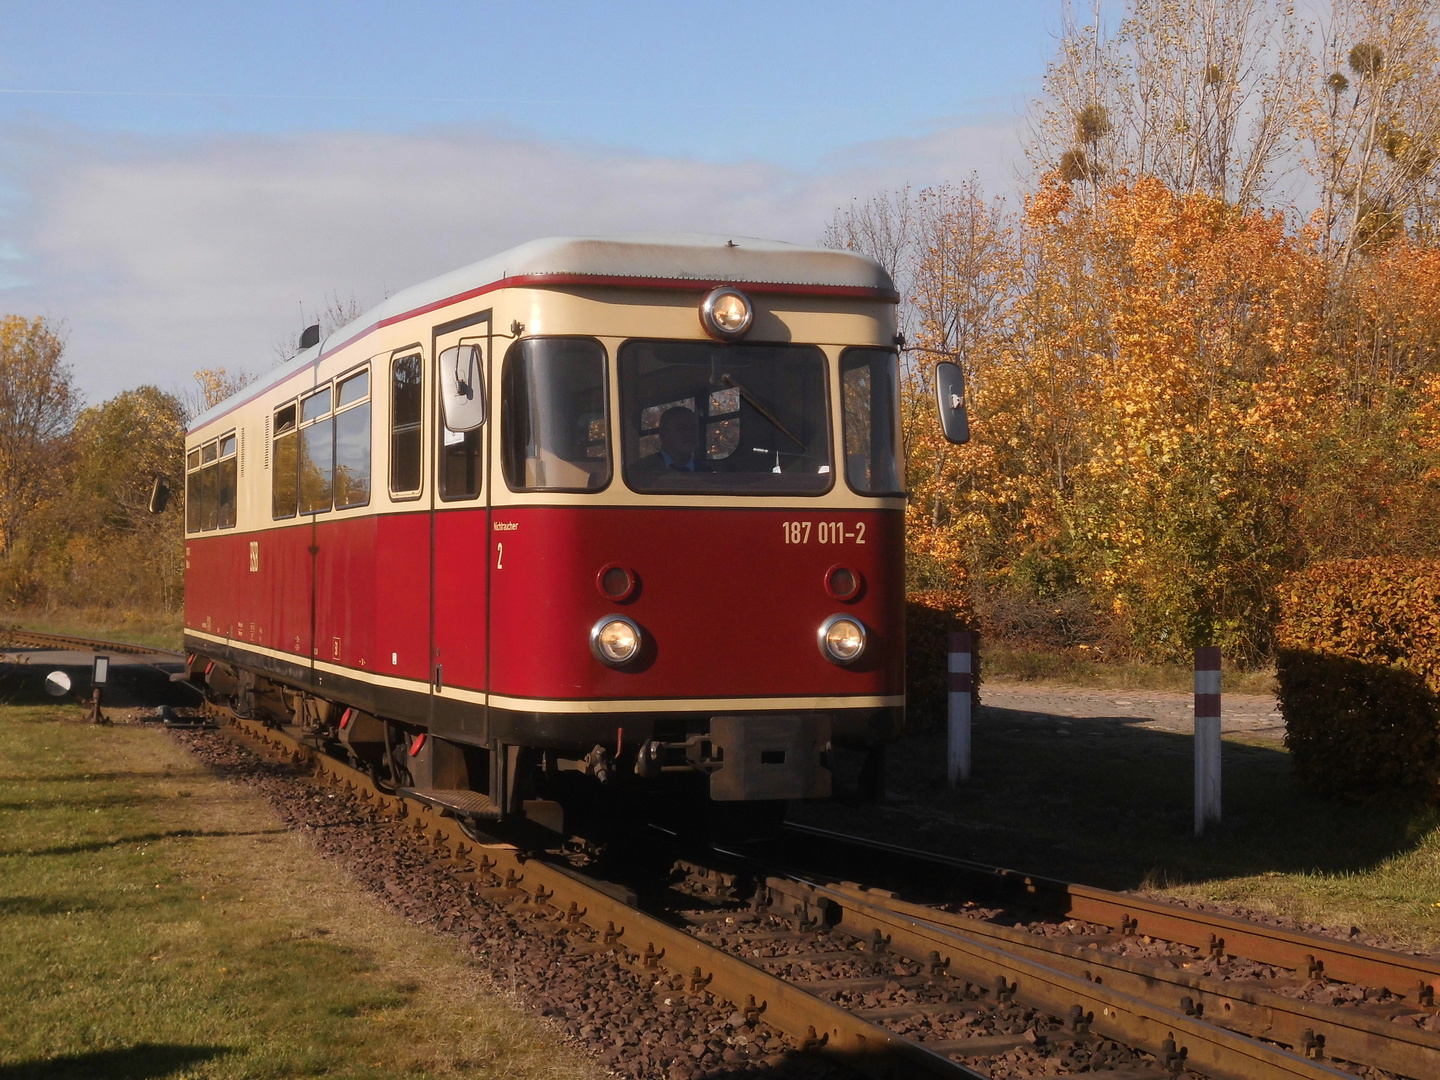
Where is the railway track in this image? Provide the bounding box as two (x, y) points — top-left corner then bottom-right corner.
(211, 706), (1389, 1080)
(767, 824), (1440, 1079)
(0, 626), (183, 659)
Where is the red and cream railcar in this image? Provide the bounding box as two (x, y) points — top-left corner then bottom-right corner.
(182, 235), (905, 829)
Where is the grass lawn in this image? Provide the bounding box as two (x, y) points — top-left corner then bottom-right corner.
(0, 703), (601, 1080)
(800, 703), (1440, 952)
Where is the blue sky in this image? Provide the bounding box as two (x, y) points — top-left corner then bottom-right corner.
(0, 1), (1060, 398)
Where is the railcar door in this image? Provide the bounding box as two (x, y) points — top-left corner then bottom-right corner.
(366, 346), (432, 717)
(429, 312), (493, 742)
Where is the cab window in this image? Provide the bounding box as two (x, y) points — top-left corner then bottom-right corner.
(500, 338), (610, 492)
(438, 341), (483, 501)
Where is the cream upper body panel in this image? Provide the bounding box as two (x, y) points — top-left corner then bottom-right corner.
(185, 235), (901, 533)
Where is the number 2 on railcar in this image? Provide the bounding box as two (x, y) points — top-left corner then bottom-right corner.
(180, 235), (945, 838)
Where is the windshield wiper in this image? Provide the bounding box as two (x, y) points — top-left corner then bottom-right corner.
(720, 374), (806, 452)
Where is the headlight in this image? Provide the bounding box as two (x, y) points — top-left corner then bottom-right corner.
(699, 286), (754, 341)
(818, 615), (866, 665)
(591, 616), (642, 666)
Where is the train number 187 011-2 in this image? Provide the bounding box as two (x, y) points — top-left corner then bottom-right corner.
(783, 520), (866, 545)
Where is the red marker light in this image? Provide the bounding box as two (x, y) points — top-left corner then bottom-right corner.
(340, 708), (353, 730)
(409, 733), (427, 757)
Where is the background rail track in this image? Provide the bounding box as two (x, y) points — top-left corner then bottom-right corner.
(0, 626), (183, 659)
(776, 824), (1440, 998)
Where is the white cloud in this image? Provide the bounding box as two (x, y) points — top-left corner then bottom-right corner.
(0, 115), (1022, 403)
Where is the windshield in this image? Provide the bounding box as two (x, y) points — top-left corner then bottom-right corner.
(618, 341), (831, 495)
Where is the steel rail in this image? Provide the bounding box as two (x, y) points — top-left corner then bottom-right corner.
(0, 626), (183, 659)
(791, 877), (1440, 1078)
(781, 822), (1440, 1000)
(215, 710), (979, 1080)
(765, 876), (1354, 1080)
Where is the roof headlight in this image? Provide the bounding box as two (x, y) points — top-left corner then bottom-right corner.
(700, 287), (754, 341)
(591, 616), (642, 666)
(818, 615), (866, 665)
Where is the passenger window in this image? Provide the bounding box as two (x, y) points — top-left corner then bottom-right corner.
(217, 433), (238, 529)
(272, 403), (298, 519)
(185, 446), (203, 533)
(390, 354), (422, 495)
(199, 439), (219, 531)
(501, 338), (610, 492)
(334, 368), (371, 509)
(299, 387), (333, 514)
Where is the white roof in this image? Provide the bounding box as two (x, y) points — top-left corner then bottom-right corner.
(190, 234), (893, 432)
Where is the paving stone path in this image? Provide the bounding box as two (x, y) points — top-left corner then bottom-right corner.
(980, 683), (1286, 742)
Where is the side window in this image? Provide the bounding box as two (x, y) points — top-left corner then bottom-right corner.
(272, 403), (298, 519)
(299, 387), (333, 514)
(185, 447), (202, 533)
(840, 347), (904, 495)
(501, 337), (610, 492)
(390, 354), (422, 495)
(200, 440), (219, 531)
(334, 368), (371, 509)
(217, 433), (238, 528)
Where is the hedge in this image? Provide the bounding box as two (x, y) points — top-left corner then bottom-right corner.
(905, 590), (980, 733)
(1276, 558), (1440, 801)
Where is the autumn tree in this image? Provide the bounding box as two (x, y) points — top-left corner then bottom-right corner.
(189, 367), (257, 418)
(1305, 0), (1440, 263)
(1031, 0), (1306, 208)
(0, 316), (79, 562)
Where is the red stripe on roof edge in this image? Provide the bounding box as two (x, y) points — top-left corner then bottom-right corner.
(190, 272), (897, 432)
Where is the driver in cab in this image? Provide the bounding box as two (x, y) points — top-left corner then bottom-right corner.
(634, 405), (710, 477)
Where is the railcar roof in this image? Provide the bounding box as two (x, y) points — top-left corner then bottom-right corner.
(188, 233), (893, 433)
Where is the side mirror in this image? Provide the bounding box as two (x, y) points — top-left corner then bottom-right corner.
(934, 361), (970, 445)
(438, 344), (486, 432)
(149, 476), (170, 514)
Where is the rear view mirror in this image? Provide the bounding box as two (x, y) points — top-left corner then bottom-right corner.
(438, 344), (486, 432)
(934, 361), (970, 445)
(149, 476), (170, 514)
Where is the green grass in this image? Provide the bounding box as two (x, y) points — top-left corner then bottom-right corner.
(981, 642), (1278, 696)
(802, 711), (1440, 951)
(7, 608), (185, 652)
(0, 704), (600, 1080)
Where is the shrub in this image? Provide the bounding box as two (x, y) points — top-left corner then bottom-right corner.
(905, 590), (980, 732)
(1277, 558), (1440, 801)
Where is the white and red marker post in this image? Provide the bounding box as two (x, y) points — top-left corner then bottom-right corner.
(1194, 645), (1222, 835)
(948, 630), (973, 786)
